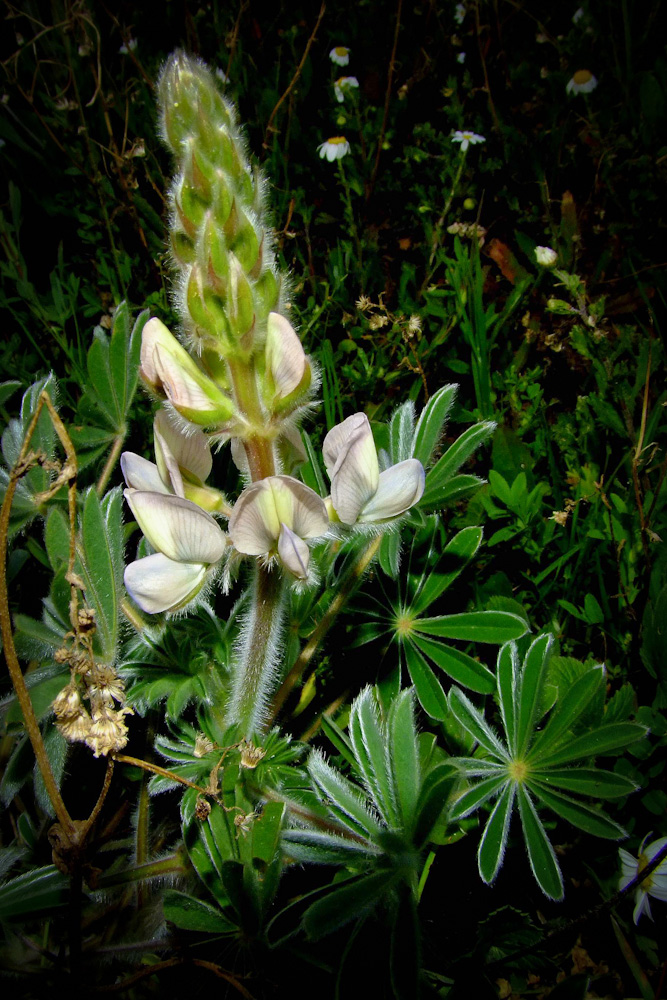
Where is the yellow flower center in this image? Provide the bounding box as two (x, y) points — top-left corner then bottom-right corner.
(327, 136), (348, 145)
(334, 47), (349, 57)
(637, 851), (655, 891)
(573, 69), (592, 85)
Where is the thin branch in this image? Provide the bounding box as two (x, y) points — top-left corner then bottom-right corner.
(262, 3), (326, 151)
(368, 0), (402, 198)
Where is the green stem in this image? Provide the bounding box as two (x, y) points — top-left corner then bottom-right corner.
(226, 355), (276, 480)
(268, 535), (382, 724)
(337, 160), (363, 277)
(426, 150), (467, 273)
(96, 430), (125, 496)
(95, 851), (190, 890)
(228, 563), (286, 738)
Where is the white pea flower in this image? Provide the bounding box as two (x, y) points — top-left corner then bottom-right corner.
(121, 410), (226, 513)
(124, 490), (226, 614)
(451, 129), (485, 152)
(323, 413), (425, 526)
(534, 245), (558, 268)
(317, 136), (350, 162)
(228, 476), (329, 579)
(566, 69), (598, 94)
(140, 317), (234, 426)
(334, 76), (359, 103)
(619, 836), (667, 924)
(329, 46), (350, 66)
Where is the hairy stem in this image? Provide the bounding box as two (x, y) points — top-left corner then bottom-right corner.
(228, 563), (286, 738)
(268, 535), (382, 724)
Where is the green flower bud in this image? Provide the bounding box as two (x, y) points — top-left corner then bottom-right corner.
(226, 253), (255, 347)
(224, 199), (260, 273)
(186, 263), (230, 342)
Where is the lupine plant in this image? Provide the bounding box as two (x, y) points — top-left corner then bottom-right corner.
(0, 51), (655, 997)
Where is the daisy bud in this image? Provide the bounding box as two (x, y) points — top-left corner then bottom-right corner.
(535, 245), (558, 267)
(263, 312), (312, 413)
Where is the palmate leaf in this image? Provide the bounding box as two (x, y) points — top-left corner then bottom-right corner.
(449, 638), (648, 898)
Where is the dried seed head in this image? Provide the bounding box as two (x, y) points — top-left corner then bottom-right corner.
(194, 733), (216, 757)
(239, 739), (266, 769)
(52, 683), (82, 719)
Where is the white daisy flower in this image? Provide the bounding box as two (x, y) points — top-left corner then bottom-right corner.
(572, 7), (584, 23)
(329, 46), (350, 66)
(317, 136), (350, 162)
(454, 4), (466, 25)
(619, 836), (667, 924)
(451, 129), (485, 152)
(119, 38), (137, 55)
(566, 69), (598, 94)
(457, 52), (466, 64)
(334, 76), (359, 103)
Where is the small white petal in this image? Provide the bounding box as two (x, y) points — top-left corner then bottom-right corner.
(154, 408), (212, 483)
(153, 425), (185, 497)
(265, 312), (308, 401)
(277, 476), (329, 539)
(120, 453), (170, 494)
(633, 891), (652, 924)
(358, 459), (425, 523)
(125, 490), (225, 563)
(124, 553), (207, 614)
(278, 523), (310, 579)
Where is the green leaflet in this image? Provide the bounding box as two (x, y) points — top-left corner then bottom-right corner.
(413, 610), (528, 643)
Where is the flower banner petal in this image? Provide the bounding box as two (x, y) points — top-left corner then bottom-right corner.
(125, 490), (225, 563)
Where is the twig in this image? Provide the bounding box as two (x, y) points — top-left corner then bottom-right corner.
(96, 432), (125, 496)
(0, 392), (77, 841)
(368, 0), (403, 198)
(113, 754), (212, 796)
(262, 4), (326, 151)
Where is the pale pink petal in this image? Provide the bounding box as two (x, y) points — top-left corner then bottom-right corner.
(124, 553), (207, 614)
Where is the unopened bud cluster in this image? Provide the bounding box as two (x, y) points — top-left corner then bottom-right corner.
(159, 53), (281, 359)
(52, 607), (132, 757)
